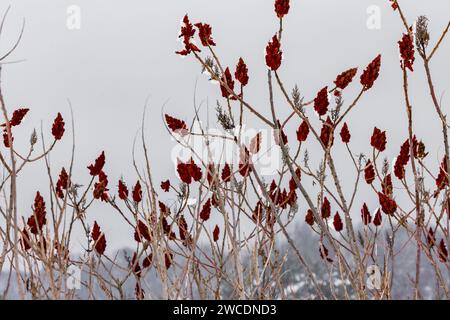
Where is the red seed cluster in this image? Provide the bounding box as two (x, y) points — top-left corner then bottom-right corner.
(340, 123), (351, 144)
(134, 220), (151, 243)
(92, 221), (107, 255)
(265, 35), (282, 71)
(334, 68), (357, 90)
(321, 197), (331, 219)
(320, 117), (334, 147)
(373, 209), (382, 226)
(93, 171), (109, 202)
(200, 199), (212, 221)
(389, 0), (398, 11)
(274, 0), (290, 18)
(195, 23), (216, 47)
(296, 120), (310, 142)
(88, 151), (106, 176)
(9, 108), (29, 126)
(177, 158), (203, 184)
(235, 57), (249, 86)
(361, 203), (372, 225)
(220, 67), (235, 98)
(394, 139), (410, 179)
(364, 160), (375, 184)
(305, 209), (315, 226)
(378, 192), (397, 215)
(436, 156), (449, 190)
(398, 29), (415, 71)
(165, 114), (188, 136)
(118, 180), (129, 200)
(239, 147), (252, 177)
(438, 239), (448, 262)
(360, 54), (382, 90)
(176, 15), (201, 56)
(288, 168), (301, 191)
(132, 181), (143, 203)
(221, 163), (231, 182)
(161, 179), (170, 192)
(27, 192), (47, 235)
(370, 127), (387, 152)
(333, 212), (343, 232)
(52, 113), (65, 140)
(56, 168), (69, 199)
(314, 87), (329, 116)
(382, 174), (393, 197)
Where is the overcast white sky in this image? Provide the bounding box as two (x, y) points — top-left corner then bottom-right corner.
(0, 1), (449, 251)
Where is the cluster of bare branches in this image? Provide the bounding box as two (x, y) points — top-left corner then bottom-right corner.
(0, 1), (449, 300)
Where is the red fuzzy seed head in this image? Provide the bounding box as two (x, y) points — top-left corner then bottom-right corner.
(370, 127), (387, 152)
(194, 22), (216, 47)
(220, 67), (235, 98)
(176, 15), (201, 56)
(165, 114), (188, 136)
(178, 215), (189, 241)
(274, 0), (290, 18)
(364, 160), (375, 184)
(222, 163), (232, 183)
(305, 209), (315, 226)
(438, 239), (448, 263)
(88, 151), (106, 176)
(20, 228), (31, 251)
(27, 191), (47, 235)
(334, 68), (357, 90)
(132, 181), (143, 203)
(265, 35), (282, 71)
(398, 28), (415, 72)
(314, 87), (329, 116)
(56, 168), (69, 199)
(296, 120), (310, 142)
(321, 197), (331, 219)
(52, 113), (65, 140)
(252, 201), (263, 223)
(340, 123), (351, 143)
(213, 225), (220, 242)
(200, 199), (212, 221)
(238, 147), (252, 177)
(8, 108), (29, 127)
(378, 192), (397, 215)
(361, 203), (372, 225)
(249, 132), (262, 154)
(320, 117), (334, 147)
(235, 57), (249, 86)
(118, 180), (128, 200)
(389, 0), (398, 10)
(333, 212), (343, 232)
(426, 227), (436, 248)
(134, 220), (152, 243)
(289, 168), (301, 191)
(436, 156), (449, 190)
(91, 221), (106, 255)
(360, 54), (381, 90)
(373, 209), (382, 226)
(161, 179), (170, 192)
